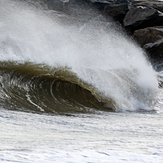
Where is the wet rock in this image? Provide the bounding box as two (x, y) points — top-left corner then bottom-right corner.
(124, 6), (163, 31)
(134, 26), (163, 46)
(47, 0), (109, 22)
(103, 2), (128, 22)
(46, 0), (129, 22)
(130, 0), (163, 12)
(46, 0), (71, 12)
(133, 27), (163, 62)
(144, 39), (163, 62)
(88, 0), (129, 22)
(46, 0), (92, 13)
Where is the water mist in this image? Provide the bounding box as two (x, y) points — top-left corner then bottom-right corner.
(0, 0), (159, 112)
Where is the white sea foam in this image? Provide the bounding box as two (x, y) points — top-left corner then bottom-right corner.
(0, 109), (163, 162)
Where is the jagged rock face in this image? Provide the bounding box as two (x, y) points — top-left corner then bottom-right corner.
(88, 0), (129, 20)
(46, 0), (72, 11)
(103, 4), (128, 22)
(123, 6), (163, 31)
(134, 26), (163, 62)
(46, 0), (129, 22)
(46, 0), (90, 12)
(46, 1), (163, 27)
(130, 0), (163, 12)
(145, 39), (163, 62)
(134, 27), (163, 46)
(46, 0), (103, 20)
(124, 6), (157, 26)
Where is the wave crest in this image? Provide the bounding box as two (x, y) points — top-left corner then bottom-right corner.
(0, 62), (116, 113)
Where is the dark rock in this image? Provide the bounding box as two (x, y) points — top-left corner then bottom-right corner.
(89, 0), (127, 3)
(103, 3), (128, 22)
(47, 0), (129, 22)
(22, 0), (48, 8)
(46, 0), (92, 14)
(88, 0), (129, 22)
(134, 26), (163, 46)
(144, 39), (163, 62)
(133, 26), (163, 62)
(124, 6), (157, 26)
(46, 0), (72, 12)
(130, 0), (163, 12)
(124, 6), (163, 31)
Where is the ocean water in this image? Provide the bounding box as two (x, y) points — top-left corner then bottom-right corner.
(0, 0), (162, 162)
(0, 102), (163, 163)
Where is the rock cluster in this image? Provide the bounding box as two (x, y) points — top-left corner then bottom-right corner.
(89, 0), (163, 64)
(44, 0), (163, 64)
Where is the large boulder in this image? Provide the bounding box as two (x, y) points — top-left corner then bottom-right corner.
(123, 6), (163, 31)
(47, 0), (129, 22)
(103, 2), (128, 22)
(88, 0), (129, 22)
(134, 26), (163, 46)
(133, 26), (163, 62)
(144, 39), (163, 62)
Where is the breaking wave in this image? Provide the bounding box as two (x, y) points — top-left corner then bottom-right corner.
(0, 0), (159, 113)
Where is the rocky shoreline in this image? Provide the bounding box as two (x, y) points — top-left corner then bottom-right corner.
(35, 0), (163, 67)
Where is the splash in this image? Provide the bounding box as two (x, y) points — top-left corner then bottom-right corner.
(0, 0), (159, 112)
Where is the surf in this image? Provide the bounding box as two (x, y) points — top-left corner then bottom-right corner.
(0, 0), (159, 113)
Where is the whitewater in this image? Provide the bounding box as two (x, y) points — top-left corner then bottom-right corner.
(0, 0), (163, 162)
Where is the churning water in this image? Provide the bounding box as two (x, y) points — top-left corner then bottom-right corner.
(0, 0), (162, 162)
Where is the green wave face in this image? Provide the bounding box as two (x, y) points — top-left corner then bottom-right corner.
(0, 62), (115, 114)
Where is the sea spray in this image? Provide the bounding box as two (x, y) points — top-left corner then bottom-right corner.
(0, 0), (159, 112)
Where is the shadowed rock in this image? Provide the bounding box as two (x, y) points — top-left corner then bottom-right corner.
(134, 26), (163, 46)
(46, 0), (92, 14)
(144, 39), (163, 62)
(133, 26), (163, 63)
(130, 0), (163, 12)
(89, 0), (129, 22)
(46, 0), (129, 22)
(124, 6), (163, 31)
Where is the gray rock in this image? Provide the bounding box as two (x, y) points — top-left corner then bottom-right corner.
(130, 0), (163, 12)
(46, 0), (70, 11)
(134, 26), (163, 46)
(144, 39), (163, 62)
(89, 0), (128, 4)
(103, 1), (128, 22)
(88, 0), (129, 22)
(124, 6), (157, 26)
(133, 26), (163, 62)
(124, 6), (163, 31)
(46, 0), (129, 22)
(46, 0), (99, 19)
